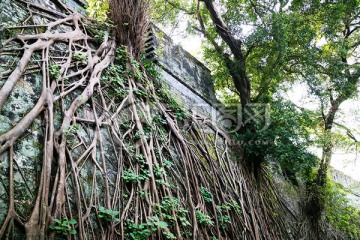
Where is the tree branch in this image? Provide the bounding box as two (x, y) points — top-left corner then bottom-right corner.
(333, 122), (359, 142)
(202, 0), (243, 59)
(165, 0), (195, 15)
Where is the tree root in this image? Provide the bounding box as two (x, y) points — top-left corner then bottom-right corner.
(0, 1), (288, 239)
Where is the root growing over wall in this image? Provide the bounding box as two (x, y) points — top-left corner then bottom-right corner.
(0, 1), (288, 239)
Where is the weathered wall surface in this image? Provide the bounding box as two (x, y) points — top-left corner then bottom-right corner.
(0, 2), (259, 239)
(149, 26), (217, 105)
(0, 0), (106, 234)
(0, 0), (52, 226)
(144, 26), (225, 129)
(0, 1), (226, 237)
(1, 1), (359, 239)
(62, 0), (87, 13)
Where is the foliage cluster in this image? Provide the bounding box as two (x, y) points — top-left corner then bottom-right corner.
(1, 0), (358, 239)
(196, 210), (214, 226)
(85, 0), (109, 21)
(0, 1), (285, 239)
(324, 179), (360, 239)
(235, 98), (318, 183)
(154, 197), (191, 228)
(49, 218), (77, 237)
(126, 216), (176, 240)
(148, 0), (360, 237)
(99, 207), (120, 222)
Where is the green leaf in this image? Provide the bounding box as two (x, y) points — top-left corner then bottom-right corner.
(153, 220), (168, 229)
(54, 219), (61, 224)
(68, 219), (77, 224)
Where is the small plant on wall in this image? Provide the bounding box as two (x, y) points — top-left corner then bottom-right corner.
(49, 218), (77, 237)
(99, 206), (120, 222)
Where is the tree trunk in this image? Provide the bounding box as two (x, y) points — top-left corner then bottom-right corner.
(203, 0), (251, 108)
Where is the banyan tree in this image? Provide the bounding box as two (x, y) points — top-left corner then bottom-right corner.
(0, 0), (288, 239)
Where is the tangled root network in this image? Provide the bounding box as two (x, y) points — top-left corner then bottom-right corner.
(0, 0), (287, 239)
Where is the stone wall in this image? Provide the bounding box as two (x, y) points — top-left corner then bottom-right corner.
(144, 26), (223, 120)
(149, 26), (217, 104)
(0, 2), (245, 239)
(0, 1), (224, 235)
(62, 0), (222, 121)
(63, 0), (87, 13)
